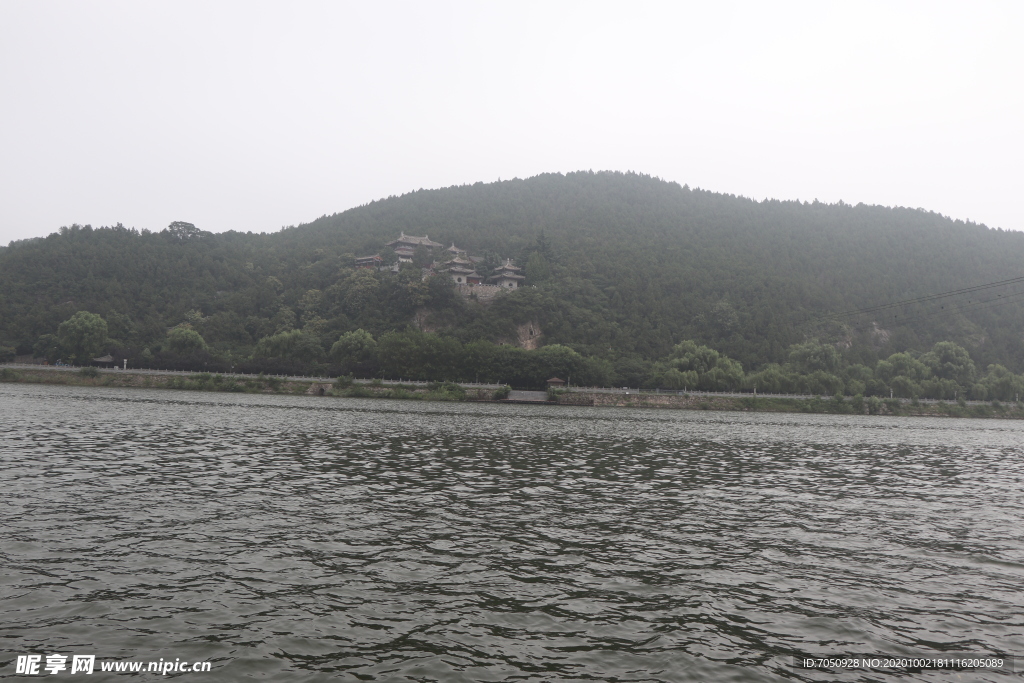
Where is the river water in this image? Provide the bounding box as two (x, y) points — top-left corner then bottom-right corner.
(2, 383), (1022, 681)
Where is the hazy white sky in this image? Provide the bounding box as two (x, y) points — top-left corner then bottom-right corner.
(1, 1), (1021, 244)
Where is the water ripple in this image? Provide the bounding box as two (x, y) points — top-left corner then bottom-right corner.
(2, 383), (1023, 681)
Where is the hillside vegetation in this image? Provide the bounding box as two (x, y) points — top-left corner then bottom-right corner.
(2, 171), (1023, 399)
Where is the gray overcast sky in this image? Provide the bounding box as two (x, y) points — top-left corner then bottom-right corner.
(1, 1), (1021, 245)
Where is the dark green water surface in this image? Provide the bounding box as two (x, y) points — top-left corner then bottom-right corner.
(2, 383), (1023, 681)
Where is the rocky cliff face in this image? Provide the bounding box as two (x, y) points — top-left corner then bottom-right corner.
(516, 321), (542, 350)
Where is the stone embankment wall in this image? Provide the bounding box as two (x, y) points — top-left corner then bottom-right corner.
(558, 392), (725, 409)
(455, 284), (507, 301)
(556, 390), (1024, 418)
(0, 367), (315, 394)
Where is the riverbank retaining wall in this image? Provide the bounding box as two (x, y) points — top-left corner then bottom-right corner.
(556, 390), (1024, 418)
(558, 391), (741, 410)
(4, 366), (1023, 418)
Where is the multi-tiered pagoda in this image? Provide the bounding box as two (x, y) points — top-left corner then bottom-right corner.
(487, 259), (525, 289)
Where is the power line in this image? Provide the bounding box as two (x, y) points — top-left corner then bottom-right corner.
(839, 290), (1024, 334)
(815, 274), (1024, 322)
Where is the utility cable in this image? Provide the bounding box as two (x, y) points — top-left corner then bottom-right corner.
(839, 290), (1024, 334)
(815, 274), (1024, 321)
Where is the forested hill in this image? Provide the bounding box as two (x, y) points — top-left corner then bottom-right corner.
(2, 171), (1024, 394)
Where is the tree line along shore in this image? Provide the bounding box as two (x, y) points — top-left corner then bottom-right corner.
(10, 306), (1024, 403)
(3, 365), (1021, 419)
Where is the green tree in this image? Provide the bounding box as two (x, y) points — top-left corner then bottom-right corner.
(613, 357), (653, 388)
(884, 352), (930, 381)
(797, 370), (844, 396)
(341, 270), (381, 316)
(271, 307), (297, 333)
(303, 316), (329, 341)
(266, 276), (285, 293)
(253, 330), (325, 363)
(659, 367), (698, 390)
(668, 340), (722, 374)
(526, 251), (551, 283)
(412, 245), (432, 268)
(330, 329), (377, 373)
(167, 325), (209, 354)
(787, 340), (841, 374)
(658, 340), (744, 390)
(375, 330), (463, 381)
(533, 344), (586, 383)
(745, 363), (795, 393)
(921, 341), (976, 385)
(535, 230), (551, 256)
(57, 311), (108, 364)
(971, 364), (1024, 401)
(376, 331), (424, 378)
(298, 289), (324, 317)
(33, 334), (61, 362)
(166, 221), (201, 240)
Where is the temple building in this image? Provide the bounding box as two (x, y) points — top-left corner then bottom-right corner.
(441, 256), (483, 285)
(354, 255), (383, 269)
(386, 233), (443, 263)
(360, 233), (526, 300)
(488, 259), (525, 289)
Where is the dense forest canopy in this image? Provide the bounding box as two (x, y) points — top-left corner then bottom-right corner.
(2, 171), (1023, 397)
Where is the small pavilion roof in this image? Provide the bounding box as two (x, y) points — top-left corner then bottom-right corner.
(494, 258), (522, 272)
(487, 271), (525, 281)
